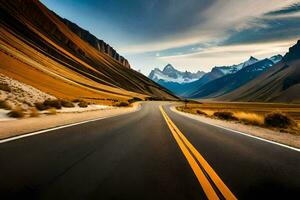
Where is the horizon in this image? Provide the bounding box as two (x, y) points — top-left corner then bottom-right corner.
(41, 0), (300, 74)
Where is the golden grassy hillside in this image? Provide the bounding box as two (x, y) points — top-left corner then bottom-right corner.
(0, 0), (177, 104)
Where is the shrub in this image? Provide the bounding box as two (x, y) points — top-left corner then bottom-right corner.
(196, 110), (208, 116)
(43, 99), (62, 109)
(7, 107), (24, 118)
(47, 108), (57, 115)
(29, 107), (39, 117)
(115, 101), (129, 107)
(128, 97), (142, 103)
(202, 109), (215, 116)
(264, 112), (296, 128)
(0, 100), (11, 110)
(61, 99), (75, 108)
(0, 83), (11, 92)
(213, 111), (237, 121)
(145, 96), (162, 101)
(34, 102), (49, 111)
(72, 99), (81, 103)
(78, 101), (88, 108)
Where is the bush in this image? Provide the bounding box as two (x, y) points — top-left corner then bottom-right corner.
(29, 107), (39, 117)
(115, 101), (129, 107)
(128, 97), (142, 103)
(196, 110), (208, 116)
(264, 112), (296, 128)
(0, 83), (11, 92)
(7, 107), (24, 118)
(61, 99), (75, 108)
(72, 99), (81, 103)
(34, 102), (49, 111)
(0, 100), (11, 110)
(43, 99), (62, 109)
(78, 101), (88, 108)
(145, 96), (162, 101)
(213, 111), (237, 121)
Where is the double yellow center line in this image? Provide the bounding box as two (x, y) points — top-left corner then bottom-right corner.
(159, 106), (237, 200)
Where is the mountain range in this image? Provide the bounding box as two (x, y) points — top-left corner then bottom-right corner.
(148, 64), (205, 84)
(0, 0), (177, 102)
(149, 55), (282, 98)
(190, 58), (276, 98)
(219, 40), (300, 103)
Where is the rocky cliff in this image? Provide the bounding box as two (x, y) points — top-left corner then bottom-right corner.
(59, 17), (131, 68)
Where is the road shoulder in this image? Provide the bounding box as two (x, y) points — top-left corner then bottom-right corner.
(0, 103), (140, 140)
(171, 106), (300, 149)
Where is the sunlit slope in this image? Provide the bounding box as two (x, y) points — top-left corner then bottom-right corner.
(0, 0), (177, 102)
(218, 40), (300, 103)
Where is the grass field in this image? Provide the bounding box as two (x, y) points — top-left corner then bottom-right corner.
(178, 101), (300, 134)
(182, 102), (300, 122)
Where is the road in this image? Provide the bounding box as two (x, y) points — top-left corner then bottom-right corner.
(0, 102), (299, 199)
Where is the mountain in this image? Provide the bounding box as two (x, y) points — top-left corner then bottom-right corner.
(56, 16), (131, 68)
(190, 58), (276, 99)
(0, 0), (177, 102)
(156, 57), (260, 97)
(214, 56), (259, 75)
(269, 54), (283, 64)
(218, 40), (300, 103)
(148, 64), (205, 83)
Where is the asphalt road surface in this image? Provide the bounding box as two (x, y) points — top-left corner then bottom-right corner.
(0, 102), (299, 200)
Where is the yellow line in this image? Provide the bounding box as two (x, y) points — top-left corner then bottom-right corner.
(160, 106), (237, 200)
(160, 106), (219, 200)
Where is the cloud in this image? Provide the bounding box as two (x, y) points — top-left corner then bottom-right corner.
(265, 3), (300, 16)
(119, 0), (300, 54)
(157, 41), (294, 72)
(42, 0), (300, 73)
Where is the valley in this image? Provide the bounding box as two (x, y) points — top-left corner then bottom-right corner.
(1, 1), (300, 199)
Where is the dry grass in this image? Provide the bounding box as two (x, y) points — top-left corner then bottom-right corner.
(29, 107), (39, 117)
(177, 102), (300, 134)
(47, 108), (57, 115)
(183, 102), (300, 121)
(234, 112), (264, 126)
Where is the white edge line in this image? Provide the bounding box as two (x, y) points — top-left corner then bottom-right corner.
(171, 106), (300, 153)
(0, 104), (142, 144)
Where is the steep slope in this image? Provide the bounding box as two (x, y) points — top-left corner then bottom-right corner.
(148, 64), (205, 83)
(57, 16), (131, 69)
(219, 40), (300, 103)
(0, 0), (177, 103)
(191, 59), (275, 98)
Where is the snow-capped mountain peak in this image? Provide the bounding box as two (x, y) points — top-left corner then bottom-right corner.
(148, 64), (205, 84)
(213, 56), (259, 75)
(243, 56), (259, 67)
(163, 64), (175, 72)
(269, 54), (283, 64)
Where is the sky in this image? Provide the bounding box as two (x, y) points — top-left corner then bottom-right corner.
(41, 0), (300, 75)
